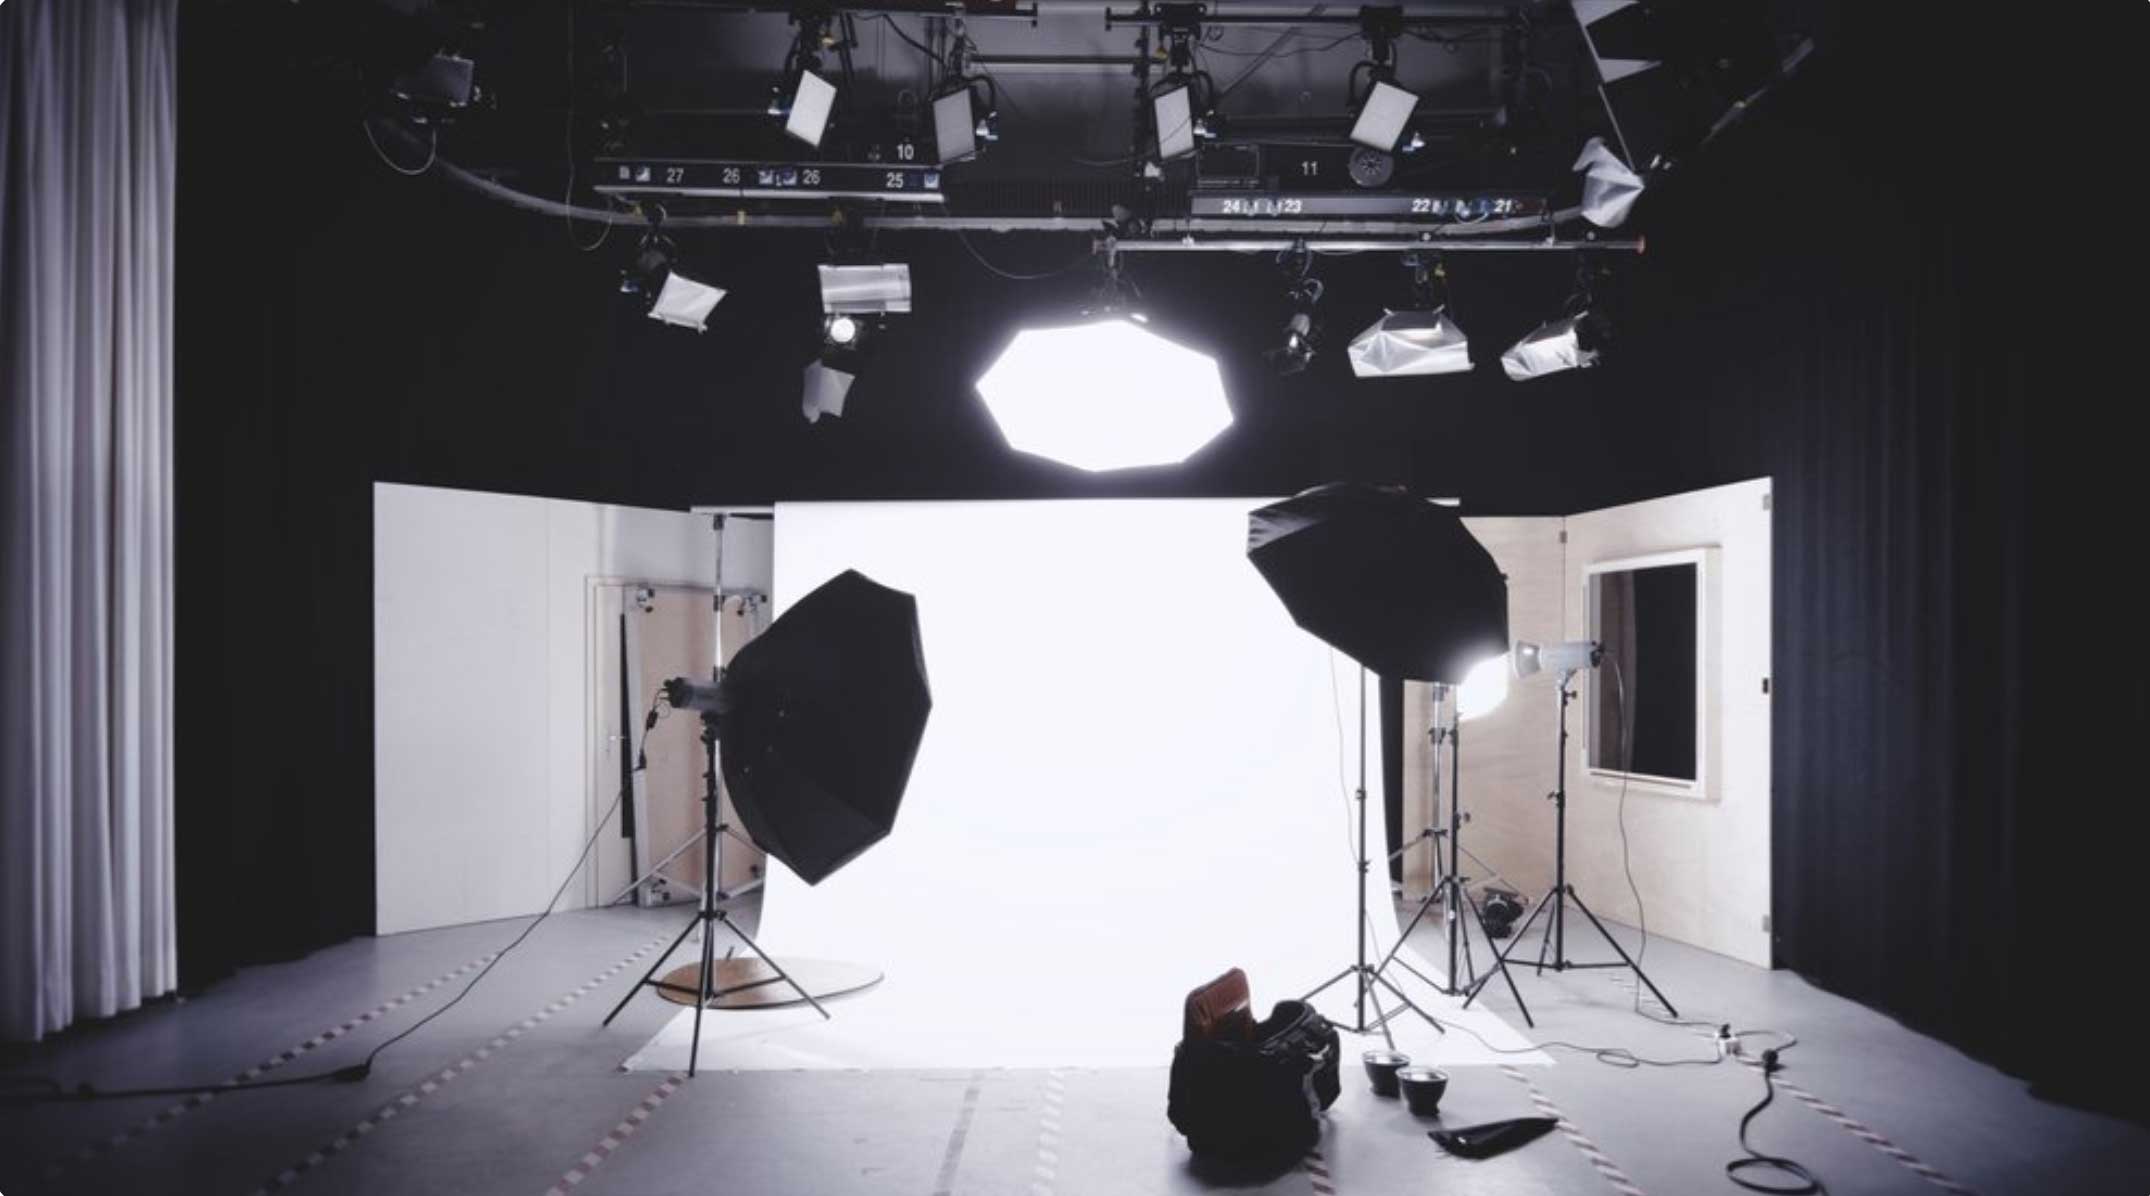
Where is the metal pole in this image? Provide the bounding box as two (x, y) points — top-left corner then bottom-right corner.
(1355, 665), (1369, 1032)
(1447, 689), (1464, 989)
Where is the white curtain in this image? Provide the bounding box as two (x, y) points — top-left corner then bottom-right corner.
(1, 0), (179, 1042)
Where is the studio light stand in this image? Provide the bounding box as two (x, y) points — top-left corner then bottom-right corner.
(1375, 684), (1532, 1025)
(1463, 662), (1676, 1017)
(1303, 666), (1447, 1046)
(602, 705), (829, 1077)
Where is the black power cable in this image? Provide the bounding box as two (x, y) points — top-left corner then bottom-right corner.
(5, 695), (670, 1106)
(1727, 1050), (1829, 1194)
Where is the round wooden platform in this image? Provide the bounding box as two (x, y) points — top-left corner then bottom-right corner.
(652, 956), (883, 1009)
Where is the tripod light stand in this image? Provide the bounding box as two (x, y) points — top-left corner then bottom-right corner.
(1464, 643), (1676, 1016)
(603, 708), (828, 1077)
(601, 568), (933, 1077)
(1375, 682), (1532, 1026)
(1301, 665), (1448, 1044)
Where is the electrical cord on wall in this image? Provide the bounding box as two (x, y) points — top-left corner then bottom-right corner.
(3, 695), (671, 1106)
(1603, 649), (1653, 1013)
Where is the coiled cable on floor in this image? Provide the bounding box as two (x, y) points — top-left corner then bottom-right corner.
(1726, 1049), (1828, 1194)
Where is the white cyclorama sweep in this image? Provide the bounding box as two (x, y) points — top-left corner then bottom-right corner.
(625, 499), (1542, 1071)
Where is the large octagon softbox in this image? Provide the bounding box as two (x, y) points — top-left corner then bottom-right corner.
(1247, 483), (1508, 684)
(716, 570), (932, 885)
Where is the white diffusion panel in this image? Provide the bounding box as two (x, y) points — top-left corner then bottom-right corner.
(625, 498), (1541, 1070)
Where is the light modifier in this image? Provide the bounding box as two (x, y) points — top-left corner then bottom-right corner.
(1501, 313), (1603, 381)
(819, 263), (912, 314)
(1348, 309), (1471, 378)
(1351, 80), (1420, 152)
(974, 317), (1232, 472)
(802, 360), (856, 423)
(784, 69), (838, 147)
(1153, 84), (1198, 161)
(647, 271), (726, 332)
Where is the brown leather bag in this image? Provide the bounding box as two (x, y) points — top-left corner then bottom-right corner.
(1182, 967), (1255, 1043)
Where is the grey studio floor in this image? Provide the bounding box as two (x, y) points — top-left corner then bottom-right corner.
(4, 898), (2145, 1196)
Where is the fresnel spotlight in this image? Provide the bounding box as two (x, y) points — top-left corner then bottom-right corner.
(1266, 243), (1323, 378)
(619, 209), (724, 333)
(1502, 258), (1613, 382)
(1349, 254), (1472, 379)
(804, 262), (911, 423)
(973, 242), (1232, 472)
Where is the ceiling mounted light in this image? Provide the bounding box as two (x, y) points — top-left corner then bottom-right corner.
(1503, 259), (1612, 381)
(769, 13), (841, 147)
(620, 221), (724, 333)
(824, 313), (862, 347)
(1573, 136), (1645, 228)
(973, 247), (1227, 472)
(1351, 79), (1420, 152)
(1349, 255), (1471, 378)
(1266, 244), (1323, 377)
(1153, 83), (1199, 161)
(975, 318), (1231, 471)
(783, 70), (837, 146)
(1350, 310), (1470, 378)
(931, 36), (1000, 166)
(1501, 314), (1605, 381)
(802, 360), (855, 423)
(818, 263), (912, 314)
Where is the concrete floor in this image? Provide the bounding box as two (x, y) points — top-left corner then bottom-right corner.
(3, 899), (2145, 1196)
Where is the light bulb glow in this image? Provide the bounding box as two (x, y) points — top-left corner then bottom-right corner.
(1457, 654), (1510, 722)
(974, 318), (1233, 472)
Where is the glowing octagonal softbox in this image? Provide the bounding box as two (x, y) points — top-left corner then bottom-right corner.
(974, 318), (1232, 472)
(717, 569), (932, 884)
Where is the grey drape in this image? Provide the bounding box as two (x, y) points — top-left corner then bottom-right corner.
(1, 0), (179, 1041)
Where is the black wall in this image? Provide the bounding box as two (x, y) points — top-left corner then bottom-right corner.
(177, 4), (2141, 1118)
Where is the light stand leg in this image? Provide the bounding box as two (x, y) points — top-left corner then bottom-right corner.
(605, 714), (833, 1075)
(1463, 674), (1676, 1019)
(603, 913), (700, 1028)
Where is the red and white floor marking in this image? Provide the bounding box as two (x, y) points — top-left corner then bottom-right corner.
(540, 1071), (688, 1196)
(1595, 969), (1979, 1195)
(42, 950), (499, 1181)
(245, 934), (670, 1196)
(1497, 1063), (1649, 1196)
(1301, 1144), (1337, 1195)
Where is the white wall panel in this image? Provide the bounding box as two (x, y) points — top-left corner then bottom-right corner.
(373, 484), (710, 934)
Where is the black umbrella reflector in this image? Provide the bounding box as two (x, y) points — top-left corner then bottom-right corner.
(716, 570), (932, 885)
(1247, 483), (1508, 684)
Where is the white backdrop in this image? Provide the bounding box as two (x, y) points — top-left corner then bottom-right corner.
(626, 499), (1539, 1070)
